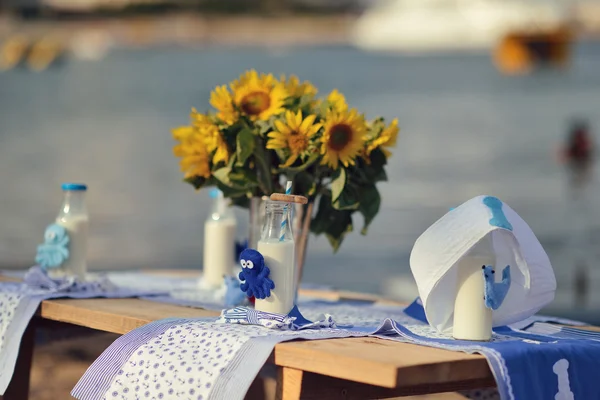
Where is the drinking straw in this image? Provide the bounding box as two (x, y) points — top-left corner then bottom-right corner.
(280, 181), (292, 241)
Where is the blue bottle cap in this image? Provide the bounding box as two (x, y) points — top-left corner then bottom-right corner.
(209, 188), (220, 199)
(61, 183), (87, 191)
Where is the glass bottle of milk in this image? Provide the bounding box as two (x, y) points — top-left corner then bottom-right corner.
(54, 183), (89, 280)
(453, 234), (494, 341)
(202, 189), (237, 288)
(255, 199), (295, 315)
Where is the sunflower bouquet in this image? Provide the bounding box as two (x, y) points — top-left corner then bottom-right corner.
(172, 70), (398, 276)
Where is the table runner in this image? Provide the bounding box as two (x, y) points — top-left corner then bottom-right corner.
(103, 271), (333, 311)
(0, 267), (164, 395)
(73, 297), (599, 400)
(72, 301), (414, 400)
(377, 300), (599, 400)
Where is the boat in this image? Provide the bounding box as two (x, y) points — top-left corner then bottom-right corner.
(0, 35), (30, 71)
(26, 37), (66, 72)
(351, 0), (567, 53)
(493, 25), (573, 74)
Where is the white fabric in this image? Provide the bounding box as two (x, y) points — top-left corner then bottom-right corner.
(409, 195), (556, 333)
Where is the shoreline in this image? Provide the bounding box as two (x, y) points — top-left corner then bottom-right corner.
(0, 13), (356, 47)
(2, 13), (599, 49)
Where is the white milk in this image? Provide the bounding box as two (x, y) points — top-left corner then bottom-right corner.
(255, 239), (295, 315)
(453, 253), (494, 341)
(203, 218), (237, 287)
(54, 215), (89, 280)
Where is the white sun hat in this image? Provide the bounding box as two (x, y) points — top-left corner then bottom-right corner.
(409, 195), (556, 334)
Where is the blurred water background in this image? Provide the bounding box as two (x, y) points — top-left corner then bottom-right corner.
(1, 4), (600, 322)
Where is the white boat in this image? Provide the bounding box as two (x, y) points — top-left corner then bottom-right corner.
(351, 0), (568, 53)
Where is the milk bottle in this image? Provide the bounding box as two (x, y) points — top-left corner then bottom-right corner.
(202, 189), (237, 288)
(54, 183), (89, 280)
(255, 199), (295, 315)
(453, 234), (494, 341)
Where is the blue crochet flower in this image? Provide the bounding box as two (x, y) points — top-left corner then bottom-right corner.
(238, 249), (275, 299)
(35, 224), (70, 270)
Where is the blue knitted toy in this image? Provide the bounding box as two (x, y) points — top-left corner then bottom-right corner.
(35, 224), (70, 270)
(482, 265), (511, 310)
(238, 249), (275, 299)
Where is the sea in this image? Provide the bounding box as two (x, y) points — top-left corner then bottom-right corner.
(1, 42), (600, 322)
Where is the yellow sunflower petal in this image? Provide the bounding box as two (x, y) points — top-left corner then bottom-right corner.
(281, 153), (299, 167)
(274, 119), (292, 135)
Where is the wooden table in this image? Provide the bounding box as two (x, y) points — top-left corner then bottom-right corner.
(2, 272), (501, 400)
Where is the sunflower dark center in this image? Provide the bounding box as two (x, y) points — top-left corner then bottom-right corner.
(328, 124), (353, 151)
(241, 92), (271, 115)
(288, 131), (308, 152)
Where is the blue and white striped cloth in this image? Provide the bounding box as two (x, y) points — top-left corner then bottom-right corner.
(217, 305), (336, 330)
(0, 266), (164, 395)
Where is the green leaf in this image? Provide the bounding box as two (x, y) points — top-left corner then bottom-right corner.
(310, 193), (354, 252)
(255, 120), (272, 136)
(369, 147), (388, 170)
(292, 171), (317, 198)
(333, 182), (359, 211)
(282, 152), (320, 173)
(236, 128), (255, 166)
(358, 185), (381, 235)
(212, 166), (232, 186)
(183, 176), (209, 190)
(252, 138), (274, 195)
(230, 195), (250, 209)
(331, 168), (346, 203)
(217, 181), (247, 199)
(229, 168), (258, 188)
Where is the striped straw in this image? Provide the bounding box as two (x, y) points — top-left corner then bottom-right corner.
(280, 181), (292, 242)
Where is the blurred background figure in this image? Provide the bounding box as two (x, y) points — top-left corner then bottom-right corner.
(558, 119), (596, 308)
(559, 119), (595, 196)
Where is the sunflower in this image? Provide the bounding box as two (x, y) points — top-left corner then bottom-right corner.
(210, 85), (237, 125)
(281, 74), (317, 98)
(267, 110), (322, 167)
(326, 89), (348, 114)
(366, 118), (399, 158)
(191, 109), (230, 164)
(320, 109), (367, 169)
(172, 127), (211, 179)
(232, 70), (287, 121)
(171, 125), (196, 143)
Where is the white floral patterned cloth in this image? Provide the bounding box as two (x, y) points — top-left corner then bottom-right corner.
(0, 266), (163, 395)
(72, 301), (416, 400)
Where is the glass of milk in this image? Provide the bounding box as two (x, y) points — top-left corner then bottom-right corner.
(202, 189), (237, 288)
(453, 234), (494, 341)
(54, 183), (89, 280)
(255, 199), (296, 315)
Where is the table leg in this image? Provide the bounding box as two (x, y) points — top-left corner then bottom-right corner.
(276, 367), (303, 400)
(0, 320), (36, 400)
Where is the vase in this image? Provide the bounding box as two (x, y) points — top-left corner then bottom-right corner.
(247, 197), (310, 288)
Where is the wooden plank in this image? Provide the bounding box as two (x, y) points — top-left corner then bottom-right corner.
(275, 368), (491, 400)
(276, 367), (304, 400)
(273, 337), (493, 389)
(39, 298), (219, 335)
(0, 318), (36, 400)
